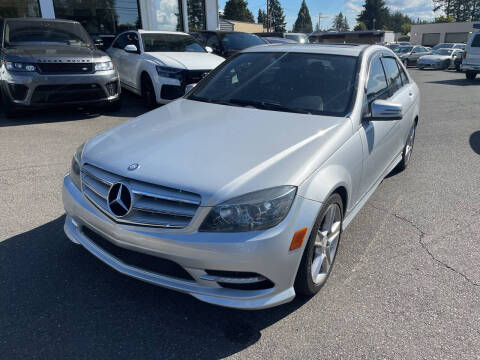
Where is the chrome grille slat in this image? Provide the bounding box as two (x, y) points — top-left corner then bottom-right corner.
(81, 163), (201, 228)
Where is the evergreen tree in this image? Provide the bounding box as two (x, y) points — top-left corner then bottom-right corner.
(258, 9), (267, 26)
(223, 0), (255, 22)
(353, 21), (367, 31)
(357, 0), (390, 30)
(332, 12), (349, 31)
(293, 0), (313, 33)
(268, 0), (286, 32)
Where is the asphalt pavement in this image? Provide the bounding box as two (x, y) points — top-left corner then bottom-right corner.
(1, 69), (479, 359)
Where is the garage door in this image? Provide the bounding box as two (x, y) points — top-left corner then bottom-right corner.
(445, 32), (469, 43)
(422, 33), (440, 46)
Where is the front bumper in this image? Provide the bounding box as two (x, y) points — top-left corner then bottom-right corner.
(0, 69), (120, 107)
(460, 63), (480, 71)
(417, 62), (444, 69)
(62, 175), (321, 309)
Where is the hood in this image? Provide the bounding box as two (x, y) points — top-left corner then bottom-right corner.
(83, 99), (351, 206)
(419, 54), (450, 61)
(144, 52), (225, 70)
(3, 45), (107, 62)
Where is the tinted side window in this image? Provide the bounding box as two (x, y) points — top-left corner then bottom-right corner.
(366, 57), (388, 102)
(125, 32), (140, 49)
(0, 19), (3, 45)
(113, 34), (128, 49)
(381, 57), (403, 96)
(471, 34), (480, 47)
(399, 60), (409, 85)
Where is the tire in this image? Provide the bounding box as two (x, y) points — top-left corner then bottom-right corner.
(403, 59), (408, 67)
(466, 71), (477, 80)
(396, 122), (416, 171)
(442, 61), (449, 70)
(295, 193), (343, 296)
(1, 90), (19, 119)
(105, 96), (123, 112)
(141, 74), (157, 110)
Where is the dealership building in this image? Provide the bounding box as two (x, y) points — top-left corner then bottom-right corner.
(1, 0), (218, 41)
(410, 21), (480, 46)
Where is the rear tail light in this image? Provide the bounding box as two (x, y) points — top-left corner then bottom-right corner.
(463, 51), (467, 59)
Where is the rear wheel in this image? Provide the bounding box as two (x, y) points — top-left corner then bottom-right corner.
(403, 59), (409, 67)
(295, 193), (343, 296)
(466, 71), (477, 80)
(396, 122), (416, 171)
(141, 74), (157, 110)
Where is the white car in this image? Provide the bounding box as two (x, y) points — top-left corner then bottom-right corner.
(107, 30), (225, 107)
(461, 31), (480, 80)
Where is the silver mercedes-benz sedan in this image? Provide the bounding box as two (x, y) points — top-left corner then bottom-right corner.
(62, 44), (420, 309)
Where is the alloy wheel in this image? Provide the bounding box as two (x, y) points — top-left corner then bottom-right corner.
(311, 204), (341, 285)
(404, 125), (415, 165)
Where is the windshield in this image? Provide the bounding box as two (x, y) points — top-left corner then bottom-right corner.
(394, 46), (413, 53)
(142, 33), (205, 52)
(4, 20), (92, 47)
(432, 43), (454, 50)
(187, 52), (358, 116)
(221, 33), (265, 51)
(433, 49), (453, 55)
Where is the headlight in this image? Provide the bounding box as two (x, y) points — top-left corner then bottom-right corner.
(5, 61), (36, 72)
(156, 65), (184, 80)
(95, 61), (114, 71)
(199, 186), (297, 232)
(70, 143), (85, 189)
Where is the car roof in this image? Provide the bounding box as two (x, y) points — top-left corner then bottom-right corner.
(197, 30), (254, 35)
(243, 43), (370, 57)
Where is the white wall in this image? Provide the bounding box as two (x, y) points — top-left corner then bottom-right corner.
(411, 21), (480, 45)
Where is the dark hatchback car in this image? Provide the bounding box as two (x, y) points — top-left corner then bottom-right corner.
(0, 18), (121, 118)
(190, 31), (266, 58)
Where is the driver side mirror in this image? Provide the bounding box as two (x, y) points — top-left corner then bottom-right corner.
(124, 44), (138, 53)
(367, 100), (403, 121)
(205, 46), (213, 53)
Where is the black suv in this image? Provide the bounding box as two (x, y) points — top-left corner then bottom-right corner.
(0, 18), (121, 118)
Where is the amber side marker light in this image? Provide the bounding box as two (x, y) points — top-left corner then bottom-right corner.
(289, 227), (308, 251)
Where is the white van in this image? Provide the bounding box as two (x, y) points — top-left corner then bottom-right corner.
(461, 31), (480, 79)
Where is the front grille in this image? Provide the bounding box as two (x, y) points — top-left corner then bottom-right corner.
(182, 70), (209, 85)
(37, 62), (94, 74)
(82, 226), (194, 281)
(31, 84), (105, 104)
(81, 164), (201, 228)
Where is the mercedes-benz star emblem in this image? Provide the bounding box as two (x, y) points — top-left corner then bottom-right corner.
(127, 163), (139, 171)
(107, 183), (132, 217)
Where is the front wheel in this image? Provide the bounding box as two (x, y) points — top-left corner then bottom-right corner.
(466, 71), (477, 80)
(141, 75), (158, 110)
(396, 123), (416, 171)
(295, 193), (343, 296)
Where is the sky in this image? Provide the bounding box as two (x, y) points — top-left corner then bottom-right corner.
(218, 0), (437, 31)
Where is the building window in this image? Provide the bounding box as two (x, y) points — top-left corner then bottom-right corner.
(52, 0), (141, 35)
(147, 0), (183, 31)
(0, 0), (40, 18)
(187, 0), (205, 31)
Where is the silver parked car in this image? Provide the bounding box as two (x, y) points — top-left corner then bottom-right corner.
(394, 45), (431, 67)
(62, 44), (420, 309)
(417, 48), (464, 70)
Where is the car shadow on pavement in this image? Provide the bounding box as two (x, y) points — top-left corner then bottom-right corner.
(0, 216), (311, 359)
(470, 131), (480, 155)
(0, 91), (147, 127)
(426, 78), (479, 86)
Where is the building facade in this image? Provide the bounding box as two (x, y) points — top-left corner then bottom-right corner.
(411, 21), (480, 46)
(1, 0), (218, 39)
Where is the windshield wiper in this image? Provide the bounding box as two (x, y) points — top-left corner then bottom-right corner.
(227, 98), (311, 114)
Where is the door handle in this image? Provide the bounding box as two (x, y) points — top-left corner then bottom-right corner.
(409, 90), (413, 97)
